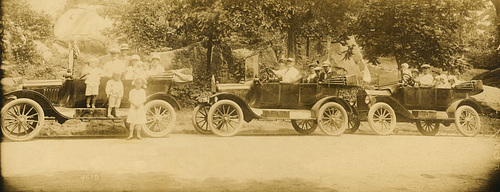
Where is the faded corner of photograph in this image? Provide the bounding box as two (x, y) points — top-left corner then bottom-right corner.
(2, 0), (500, 191)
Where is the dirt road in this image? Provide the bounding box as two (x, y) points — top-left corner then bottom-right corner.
(2, 132), (500, 191)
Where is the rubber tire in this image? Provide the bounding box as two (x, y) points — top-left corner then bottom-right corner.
(367, 102), (396, 135)
(207, 100), (244, 137)
(192, 103), (212, 134)
(345, 110), (360, 134)
(291, 119), (317, 135)
(416, 121), (440, 136)
(454, 105), (481, 137)
(1, 98), (45, 141)
(142, 100), (176, 137)
(317, 102), (348, 136)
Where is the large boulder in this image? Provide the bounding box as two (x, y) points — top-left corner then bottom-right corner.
(472, 68), (500, 88)
(471, 85), (500, 113)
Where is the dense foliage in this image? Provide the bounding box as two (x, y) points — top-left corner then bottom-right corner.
(2, 0), (56, 78)
(354, 0), (485, 70)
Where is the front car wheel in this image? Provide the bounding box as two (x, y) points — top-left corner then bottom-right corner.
(317, 102), (348, 136)
(367, 102), (396, 135)
(207, 100), (244, 137)
(454, 105), (480, 137)
(1, 98), (45, 141)
(143, 100), (177, 137)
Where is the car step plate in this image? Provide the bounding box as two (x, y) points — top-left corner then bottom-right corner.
(411, 110), (437, 119)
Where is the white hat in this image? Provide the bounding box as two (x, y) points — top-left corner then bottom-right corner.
(120, 43), (130, 50)
(286, 58), (295, 62)
(322, 61), (331, 67)
(421, 64), (431, 68)
(401, 63), (409, 68)
(131, 54), (141, 61)
(151, 54), (160, 61)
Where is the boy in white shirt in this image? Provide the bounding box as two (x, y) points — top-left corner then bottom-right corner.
(106, 72), (124, 118)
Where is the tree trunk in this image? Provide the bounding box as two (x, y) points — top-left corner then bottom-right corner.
(306, 36), (310, 57)
(287, 0), (297, 58)
(492, 0), (500, 19)
(206, 36), (213, 75)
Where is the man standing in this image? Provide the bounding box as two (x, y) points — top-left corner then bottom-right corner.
(103, 48), (125, 77)
(120, 43), (132, 66)
(419, 64), (434, 87)
(281, 58), (301, 83)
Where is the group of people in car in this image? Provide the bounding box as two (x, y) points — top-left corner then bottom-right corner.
(402, 63), (462, 88)
(272, 58), (346, 83)
(80, 43), (166, 139)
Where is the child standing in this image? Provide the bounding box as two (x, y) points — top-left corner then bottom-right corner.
(126, 78), (147, 140)
(105, 72), (124, 118)
(84, 58), (102, 108)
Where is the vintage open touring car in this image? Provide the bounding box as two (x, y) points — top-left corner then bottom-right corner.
(355, 73), (484, 136)
(192, 61), (361, 137)
(1, 52), (185, 141)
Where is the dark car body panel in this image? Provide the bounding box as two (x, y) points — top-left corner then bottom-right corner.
(356, 80), (484, 122)
(4, 75), (181, 123)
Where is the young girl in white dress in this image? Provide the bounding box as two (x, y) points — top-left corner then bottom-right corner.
(126, 78), (147, 140)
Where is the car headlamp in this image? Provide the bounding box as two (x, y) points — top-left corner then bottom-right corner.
(364, 96), (371, 104)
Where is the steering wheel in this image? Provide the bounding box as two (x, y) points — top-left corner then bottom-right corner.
(402, 74), (415, 86)
(260, 67), (278, 83)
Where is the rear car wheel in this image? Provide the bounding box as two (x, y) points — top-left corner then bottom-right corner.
(143, 100), (176, 137)
(291, 119), (317, 135)
(367, 102), (396, 135)
(345, 110), (360, 134)
(208, 100), (244, 137)
(1, 98), (45, 141)
(192, 103), (212, 134)
(416, 120), (440, 136)
(454, 105), (480, 137)
(317, 102), (348, 136)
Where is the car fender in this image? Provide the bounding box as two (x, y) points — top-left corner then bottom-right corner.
(446, 99), (483, 117)
(371, 96), (416, 120)
(146, 93), (182, 110)
(3, 90), (70, 124)
(211, 92), (260, 122)
(311, 96), (353, 118)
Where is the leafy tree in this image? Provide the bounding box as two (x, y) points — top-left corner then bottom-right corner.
(354, 0), (484, 69)
(2, 0), (55, 78)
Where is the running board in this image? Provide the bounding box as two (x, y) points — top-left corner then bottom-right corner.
(250, 108), (314, 120)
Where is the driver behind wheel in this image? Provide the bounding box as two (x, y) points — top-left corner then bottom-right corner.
(419, 64), (434, 87)
(281, 58), (302, 83)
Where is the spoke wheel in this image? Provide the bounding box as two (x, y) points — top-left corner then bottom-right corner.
(345, 110), (360, 134)
(1, 98), (45, 141)
(207, 100), (244, 137)
(143, 100), (176, 137)
(192, 103), (212, 134)
(317, 102), (348, 136)
(291, 119), (317, 135)
(416, 120), (440, 136)
(367, 102), (396, 135)
(454, 105), (480, 137)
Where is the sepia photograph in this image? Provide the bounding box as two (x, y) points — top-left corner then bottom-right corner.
(2, 0), (500, 191)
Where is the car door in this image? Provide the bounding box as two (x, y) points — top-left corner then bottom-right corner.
(279, 83), (300, 108)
